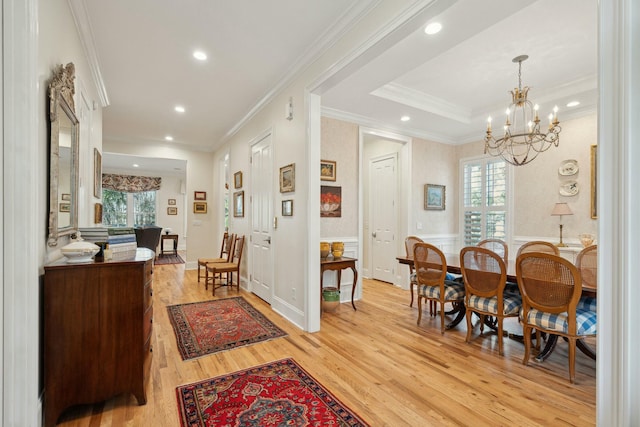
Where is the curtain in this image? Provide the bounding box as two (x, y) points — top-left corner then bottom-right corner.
(102, 173), (161, 192)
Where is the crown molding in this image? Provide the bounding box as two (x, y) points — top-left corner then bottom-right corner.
(217, 0), (381, 148)
(322, 106), (458, 145)
(371, 82), (472, 124)
(68, 0), (109, 107)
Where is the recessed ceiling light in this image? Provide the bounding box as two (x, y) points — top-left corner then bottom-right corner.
(174, 105), (185, 113)
(401, 116), (411, 122)
(132, 164), (139, 168)
(165, 135), (174, 141)
(193, 50), (207, 61)
(566, 101), (580, 107)
(424, 22), (442, 35)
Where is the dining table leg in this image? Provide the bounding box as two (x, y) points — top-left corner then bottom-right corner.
(445, 302), (465, 329)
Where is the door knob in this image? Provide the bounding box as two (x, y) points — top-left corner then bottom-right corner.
(372, 232), (377, 238)
(265, 237), (271, 244)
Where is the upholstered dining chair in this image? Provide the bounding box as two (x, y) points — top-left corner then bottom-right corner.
(516, 252), (597, 383)
(206, 235), (245, 296)
(576, 245), (598, 312)
(477, 238), (509, 265)
(460, 246), (521, 355)
(516, 240), (559, 258)
(197, 232), (235, 284)
(404, 236), (423, 308)
(413, 242), (465, 334)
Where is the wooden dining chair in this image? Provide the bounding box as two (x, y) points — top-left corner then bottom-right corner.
(516, 252), (597, 383)
(206, 235), (245, 296)
(516, 240), (559, 258)
(576, 245), (597, 312)
(477, 238), (508, 265)
(404, 236), (423, 308)
(413, 242), (465, 334)
(460, 246), (521, 355)
(197, 232), (235, 284)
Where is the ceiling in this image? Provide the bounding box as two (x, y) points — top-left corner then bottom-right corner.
(82, 0), (597, 168)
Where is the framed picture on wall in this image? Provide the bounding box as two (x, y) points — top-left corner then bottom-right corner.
(234, 171), (243, 189)
(194, 191), (207, 200)
(424, 184), (446, 210)
(233, 191), (244, 217)
(94, 203), (103, 224)
(168, 198), (176, 205)
(167, 207), (178, 215)
(93, 148), (102, 198)
(320, 160), (336, 181)
(320, 186), (341, 217)
(193, 202), (207, 213)
(279, 164), (295, 193)
(282, 199), (293, 216)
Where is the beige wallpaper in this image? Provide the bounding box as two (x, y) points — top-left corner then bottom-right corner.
(321, 113), (598, 249)
(320, 117), (359, 238)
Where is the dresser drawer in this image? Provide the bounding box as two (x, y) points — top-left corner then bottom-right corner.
(143, 337), (153, 384)
(143, 305), (153, 342)
(144, 259), (153, 281)
(144, 283), (153, 311)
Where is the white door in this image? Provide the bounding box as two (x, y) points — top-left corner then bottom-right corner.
(370, 155), (397, 283)
(250, 133), (273, 303)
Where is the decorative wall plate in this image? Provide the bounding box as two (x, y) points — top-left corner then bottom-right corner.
(559, 180), (579, 196)
(559, 159), (579, 176)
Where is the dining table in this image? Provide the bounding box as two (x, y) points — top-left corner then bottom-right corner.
(396, 253), (596, 361)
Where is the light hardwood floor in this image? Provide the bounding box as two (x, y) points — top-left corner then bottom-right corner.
(56, 261), (596, 426)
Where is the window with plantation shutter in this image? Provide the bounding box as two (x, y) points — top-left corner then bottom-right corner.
(461, 158), (509, 246)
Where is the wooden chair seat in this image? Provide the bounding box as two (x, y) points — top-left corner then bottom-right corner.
(206, 235), (245, 296)
(197, 232), (235, 284)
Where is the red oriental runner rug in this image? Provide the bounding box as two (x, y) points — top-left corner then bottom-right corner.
(176, 358), (370, 427)
(167, 297), (287, 360)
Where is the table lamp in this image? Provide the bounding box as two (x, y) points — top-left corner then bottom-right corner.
(551, 202), (573, 247)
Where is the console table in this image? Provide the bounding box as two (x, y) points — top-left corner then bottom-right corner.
(161, 234), (178, 256)
(320, 256), (358, 310)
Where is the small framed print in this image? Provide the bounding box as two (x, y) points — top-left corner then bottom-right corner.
(61, 193), (71, 201)
(168, 198), (176, 205)
(424, 184), (446, 210)
(93, 148), (102, 198)
(193, 202), (207, 214)
(279, 163), (295, 193)
(233, 191), (244, 217)
(59, 203), (70, 213)
(167, 207), (178, 215)
(94, 203), (103, 223)
(234, 171), (243, 189)
(320, 160), (336, 181)
(282, 199), (293, 216)
(194, 191), (207, 201)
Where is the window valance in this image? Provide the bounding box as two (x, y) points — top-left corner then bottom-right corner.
(102, 174), (162, 193)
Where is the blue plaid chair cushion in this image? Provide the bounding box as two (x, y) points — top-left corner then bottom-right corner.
(521, 308), (597, 335)
(577, 296), (597, 312)
(418, 280), (465, 301)
(467, 294), (522, 316)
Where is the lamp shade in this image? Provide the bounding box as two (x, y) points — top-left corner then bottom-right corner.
(551, 202), (573, 216)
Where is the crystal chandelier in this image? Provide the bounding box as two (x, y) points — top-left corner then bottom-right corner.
(484, 55), (561, 166)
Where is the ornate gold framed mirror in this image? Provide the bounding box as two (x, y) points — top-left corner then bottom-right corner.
(47, 63), (80, 246)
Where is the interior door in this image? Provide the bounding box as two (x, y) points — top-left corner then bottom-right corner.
(370, 154), (397, 283)
(250, 133), (273, 303)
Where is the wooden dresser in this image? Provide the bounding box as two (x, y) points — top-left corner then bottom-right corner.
(43, 248), (154, 427)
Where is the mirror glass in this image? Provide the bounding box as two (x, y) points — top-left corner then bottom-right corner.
(48, 63), (79, 246)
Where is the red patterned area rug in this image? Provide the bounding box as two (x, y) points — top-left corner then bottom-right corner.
(176, 358), (370, 427)
(154, 254), (184, 265)
(167, 297), (287, 360)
